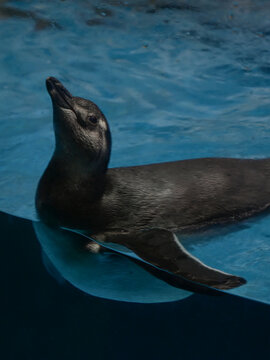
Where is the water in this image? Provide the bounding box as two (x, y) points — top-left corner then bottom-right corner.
(33, 221), (192, 303)
(1, 211), (269, 360)
(0, 0), (270, 305)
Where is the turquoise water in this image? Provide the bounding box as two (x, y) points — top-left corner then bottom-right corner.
(0, 0), (270, 303)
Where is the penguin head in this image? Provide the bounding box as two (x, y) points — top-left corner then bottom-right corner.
(46, 77), (111, 173)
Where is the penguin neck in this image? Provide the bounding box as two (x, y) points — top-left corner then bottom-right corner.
(48, 153), (108, 191)
(43, 127), (112, 207)
(36, 154), (107, 227)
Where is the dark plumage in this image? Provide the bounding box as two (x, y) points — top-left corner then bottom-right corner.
(36, 77), (270, 293)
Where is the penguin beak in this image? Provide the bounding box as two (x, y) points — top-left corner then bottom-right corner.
(46, 77), (73, 110)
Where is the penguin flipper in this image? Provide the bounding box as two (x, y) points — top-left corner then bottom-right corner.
(92, 229), (246, 291)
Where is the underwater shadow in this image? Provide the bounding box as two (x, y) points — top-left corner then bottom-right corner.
(0, 211), (269, 360)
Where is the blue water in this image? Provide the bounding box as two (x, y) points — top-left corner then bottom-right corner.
(0, 0), (270, 304)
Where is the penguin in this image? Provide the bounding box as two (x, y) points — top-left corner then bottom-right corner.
(36, 77), (270, 292)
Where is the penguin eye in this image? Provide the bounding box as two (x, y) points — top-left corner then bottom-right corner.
(88, 115), (98, 125)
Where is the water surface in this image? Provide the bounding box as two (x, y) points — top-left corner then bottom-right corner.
(0, 0), (269, 303)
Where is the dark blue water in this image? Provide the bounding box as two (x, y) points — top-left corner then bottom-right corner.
(0, 1), (270, 355)
(1, 211), (270, 359)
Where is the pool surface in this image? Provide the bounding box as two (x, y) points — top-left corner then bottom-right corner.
(0, 1), (270, 305)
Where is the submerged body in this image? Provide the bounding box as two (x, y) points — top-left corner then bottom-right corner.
(36, 77), (269, 292)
